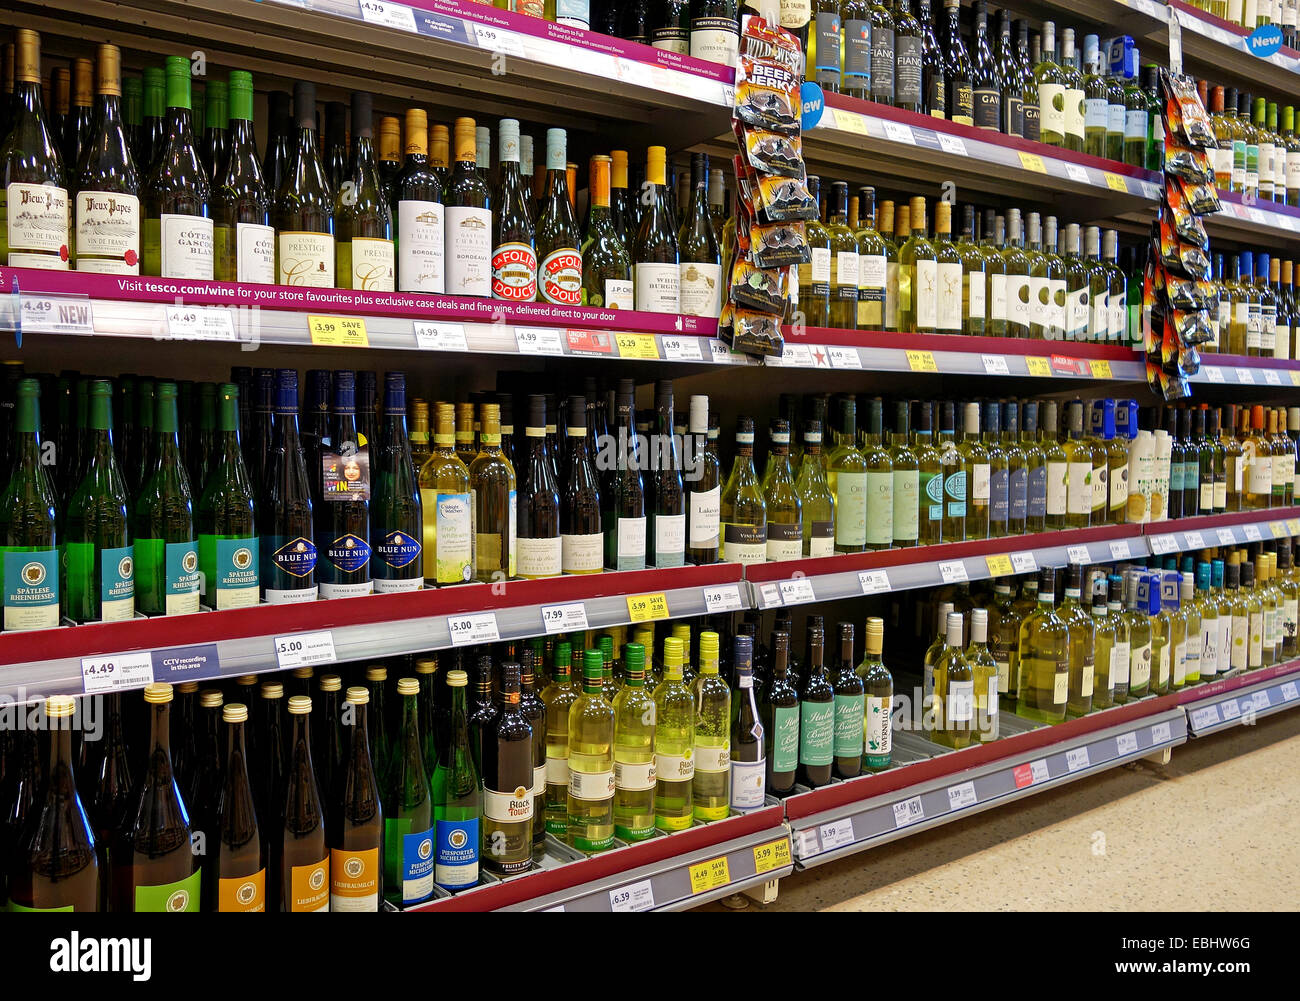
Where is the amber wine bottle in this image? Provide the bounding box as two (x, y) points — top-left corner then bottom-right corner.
(331, 686), (383, 911)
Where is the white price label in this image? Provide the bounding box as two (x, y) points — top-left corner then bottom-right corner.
(165, 305), (236, 342)
(793, 828), (820, 858)
(81, 650), (154, 695)
(778, 343), (814, 367)
(1065, 746), (1090, 772)
(1116, 732), (1139, 755)
(514, 327), (565, 356)
(1010, 552), (1038, 574)
(1217, 528), (1237, 546)
(859, 569), (891, 595)
(1183, 531), (1204, 549)
(1204, 366), (1224, 383)
(758, 582), (782, 607)
(1149, 534), (1177, 554)
(1142, 182), (1163, 200)
(708, 339), (735, 364)
(703, 584), (744, 613)
(1235, 367), (1256, 384)
(1280, 681), (1299, 701)
(1109, 540), (1130, 560)
(882, 120), (916, 145)
(1249, 208), (1267, 225)
(828, 346), (862, 369)
(274, 631), (338, 670)
(819, 820), (855, 850)
(1067, 545), (1091, 564)
(938, 560), (968, 584)
(359, 0), (418, 32)
(608, 879), (655, 912)
(415, 322), (468, 352)
(1244, 525), (1262, 542)
(981, 354), (1010, 376)
(447, 611), (500, 646)
(946, 781), (977, 810)
(472, 22), (526, 57)
(1221, 699), (1241, 720)
(1252, 690), (1271, 711)
(937, 133), (967, 156)
(1030, 759), (1050, 784)
(1265, 369), (1282, 386)
(540, 602), (588, 635)
(1190, 705), (1220, 729)
(19, 295), (94, 335)
(1151, 721), (1172, 744)
(661, 336), (703, 362)
(891, 796), (925, 828)
(1064, 164), (1089, 184)
(779, 577), (816, 605)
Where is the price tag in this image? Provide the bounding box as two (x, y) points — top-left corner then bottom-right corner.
(892, 796), (925, 828)
(1067, 544), (1091, 564)
(1217, 528), (1237, 546)
(608, 879), (655, 912)
(1116, 732), (1139, 755)
(415, 322), (468, 352)
(986, 554), (1014, 576)
(1289, 519), (1300, 535)
(273, 631), (338, 670)
(1265, 369), (1282, 386)
(981, 354), (1010, 376)
(447, 612), (500, 647)
(859, 569), (891, 595)
(937, 133), (967, 156)
(661, 336), (703, 362)
(1151, 721), (1172, 744)
(1011, 552), (1038, 574)
(1026, 356), (1052, 377)
(882, 120), (916, 145)
(1109, 540), (1130, 561)
(615, 332), (659, 360)
(1089, 359), (1113, 379)
(1270, 522), (1286, 539)
(359, 0), (418, 32)
(165, 305), (236, 341)
(1030, 759), (1051, 783)
(1252, 690), (1271, 711)
(777, 343), (814, 367)
(1065, 746), (1090, 772)
(1149, 534), (1177, 555)
(1013, 763), (1034, 788)
(819, 820), (855, 850)
(308, 315), (369, 347)
(1204, 366), (1225, 383)
(703, 584), (744, 613)
(758, 582), (782, 607)
(540, 602), (588, 635)
(1190, 705), (1220, 729)
(19, 295), (94, 335)
(626, 592), (669, 622)
(1280, 681), (1299, 701)
(1142, 181), (1163, 200)
(471, 22), (526, 57)
(828, 346), (862, 369)
(1235, 367), (1255, 384)
(938, 560), (968, 584)
(688, 856), (731, 894)
(708, 339), (735, 364)
(515, 327), (565, 355)
(1064, 163), (1089, 184)
(832, 108), (869, 134)
(753, 838), (792, 875)
(1017, 151), (1047, 173)
(1183, 531), (1205, 549)
(779, 577), (816, 605)
(906, 349), (938, 373)
(1103, 171), (1129, 192)
(946, 781), (977, 810)
(81, 650), (154, 695)
(1221, 699), (1241, 720)
(1243, 524), (1262, 542)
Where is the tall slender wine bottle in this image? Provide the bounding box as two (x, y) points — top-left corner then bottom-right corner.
(0, 378), (59, 631)
(336, 92), (394, 292)
(490, 118), (535, 302)
(762, 630), (799, 795)
(536, 128), (582, 305)
(211, 703), (267, 912)
(581, 154), (633, 307)
(371, 372), (422, 593)
(470, 403), (517, 582)
(274, 81), (334, 286)
(419, 402), (472, 586)
(279, 695), (329, 912)
(73, 44), (140, 274)
(63, 58), (93, 181)
(653, 636), (695, 831)
(678, 152), (721, 318)
(692, 631), (731, 820)
(393, 108), (444, 294)
(797, 618), (834, 788)
(561, 395), (603, 576)
(519, 655), (548, 860)
(516, 394), (561, 580)
(316, 371), (372, 599)
(432, 668), (480, 891)
(259, 370), (317, 604)
(444, 117), (492, 298)
(200, 77), (228, 184)
(382, 678), (434, 907)
(606, 381), (647, 571)
(633, 146), (680, 313)
(138, 66), (165, 179)
(331, 687), (382, 912)
(197, 383), (257, 609)
(686, 395), (720, 564)
(485, 663), (536, 871)
(649, 379), (686, 567)
(142, 56), (212, 278)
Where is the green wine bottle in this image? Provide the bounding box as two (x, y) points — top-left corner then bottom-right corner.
(432, 668), (480, 891)
(197, 383), (257, 610)
(213, 70), (274, 284)
(73, 44), (140, 274)
(382, 677), (435, 907)
(371, 372), (423, 593)
(0, 378), (59, 631)
(336, 92), (394, 292)
(633, 146), (680, 312)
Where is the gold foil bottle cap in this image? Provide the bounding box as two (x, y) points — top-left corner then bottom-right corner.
(397, 677), (419, 696)
(415, 658), (437, 674)
(365, 665), (387, 681)
(46, 695), (76, 718)
(288, 695), (312, 714)
(404, 108), (428, 155)
(200, 689), (224, 708)
(453, 117), (476, 162)
(260, 682), (284, 698)
(319, 674), (342, 692)
(223, 703), (249, 724)
(143, 683), (174, 704)
(95, 44), (121, 97)
(345, 686), (370, 704)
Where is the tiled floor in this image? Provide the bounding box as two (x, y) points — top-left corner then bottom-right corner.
(702, 710), (1300, 912)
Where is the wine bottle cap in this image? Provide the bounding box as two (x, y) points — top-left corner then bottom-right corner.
(698, 631), (720, 671)
(291, 667), (313, 680)
(292, 80), (317, 129)
(346, 91), (372, 139)
(497, 118), (521, 164)
(446, 670), (468, 687)
(453, 117), (476, 163)
(205, 78), (227, 129)
(14, 29), (39, 84)
(200, 690), (223, 708)
(934, 200), (951, 235)
(544, 127), (566, 171)
(429, 123), (449, 168)
(625, 642), (645, 673)
(365, 665), (387, 681)
(476, 126), (491, 168)
(176, 681), (199, 694)
(223, 703), (249, 723)
(662, 636), (684, 672)
(260, 682), (284, 698)
(415, 658), (437, 675)
(45, 695), (76, 719)
(582, 649), (603, 681)
(945, 613), (964, 644)
(319, 674), (342, 692)
(345, 686), (369, 705)
(397, 677), (419, 696)
(287, 696), (312, 715)
(143, 683), (174, 704)
(235, 674), (257, 687)
(382, 371), (406, 414)
(567, 394), (586, 430)
(404, 108), (428, 155)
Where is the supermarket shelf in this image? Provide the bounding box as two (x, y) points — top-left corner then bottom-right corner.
(1166, 0), (1300, 98)
(744, 524), (1147, 611)
(0, 564), (746, 702)
(1144, 506), (1300, 558)
(1192, 352), (1300, 387)
(1205, 192), (1300, 249)
(768, 329), (1147, 380)
(1182, 661), (1300, 736)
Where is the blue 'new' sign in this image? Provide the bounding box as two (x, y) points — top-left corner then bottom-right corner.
(801, 82), (825, 131)
(1247, 23), (1283, 58)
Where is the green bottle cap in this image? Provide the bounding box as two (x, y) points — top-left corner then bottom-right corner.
(14, 377), (40, 434)
(554, 641), (571, 677)
(143, 66), (165, 118)
(205, 78), (227, 129)
(88, 379), (114, 432)
(583, 648), (603, 683)
(163, 55), (191, 111)
(155, 381), (179, 433)
(599, 634), (613, 659)
(1285, 106), (1296, 133)
(122, 75), (142, 126)
(228, 70), (254, 122)
(624, 642), (645, 679)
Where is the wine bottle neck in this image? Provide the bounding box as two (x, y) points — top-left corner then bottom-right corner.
(150, 702), (173, 756)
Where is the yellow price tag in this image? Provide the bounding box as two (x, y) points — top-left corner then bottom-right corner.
(615, 333), (659, 360)
(985, 554), (1014, 576)
(1290, 370), (1300, 386)
(906, 349), (938, 373)
(1026, 356), (1052, 377)
(1271, 522), (1286, 539)
(1089, 359), (1113, 379)
(688, 856), (732, 894)
(1289, 518), (1300, 535)
(1103, 172), (1129, 192)
(753, 838), (791, 875)
(1018, 152), (1046, 173)
(833, 109), (868, 135)
(626, 592), (669, 622)
(308, 315), (369, 347)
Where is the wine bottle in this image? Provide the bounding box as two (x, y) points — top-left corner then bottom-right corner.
(606, 382), (647, 571)
(470, 402), (517, 582)
(692, 631), (731, 820)
(1, 30), (69, 269)
(331, 687), (382, 911)
(211, 71), (273, 284)
(336, 92), (394, 292)
(1035, 21), (1066, 147)
(483, 662), (535, 871)
(391, 109), (444, 293)
(515, 394), (562, 581)
(196, 383), (257, 609)
(76, 692), (130, 910)
(653, 636), (695, 831)
(519, 654), (548, 860)
(649, 379), (686, 567)
(261, 90), (291, 207)
(689, 0), (740, 67)
(540, 643), (577, 837)
(62, 58), (93, 181)
(0, 378), (59, 630)
(678, 153), (722, 318)
(685, 394), (721, 564)
(1016, 19), (1040, 142)
(761, 630), (799, 795)
(260, 369), (317, 604)
(893, 0), (924, 115)
(382, 677), (434, 907)
(428, 667), (479, 891)
(445, 117), (492, 298)
(560, 395), (603, 575)
(73, 46), (140, 276)
(419, 402), (472, 586)
(633, 146), (680, 313)
(279, 694), (328, 912)
(370, 372), (423, 593)
(939, 0), (972, 125)
(994, 7), (1021, 136)
(274, 81), (334, 287)
(316, 370), (372, 599)
(580, 154), (633, 308)
(200, 77), (228, 185)
(810, 0), (842, 92)
(210, 703), (266, 912)
(717, 416), (766, 565)
(797, 618), (834, 788)
(485, 118), (535, 302)
(120, 74), (142, 167)
(612, 640), (658, 843)
(653, 0), (690, 54)
(969, 1), (1000, 131)
(535, 128), (582, 305)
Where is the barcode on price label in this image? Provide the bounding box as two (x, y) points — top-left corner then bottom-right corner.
(1151, 721), (1171, 744)
(274, 631), (337, 670)
(415, 322), (468, 352)
(608, 879), (655, 912)
(703, 584), (743, 613)
(758, 582), (782, 607)
(1067, 545), (1091, 564)
(540, 602), (588, 634)
(661, 336), (703, 361)
(892, 796), (924, 828)
(1065, 747), (1090, 772)
(1115, 732), (1139, 755)
(447, 612), (500, 646)
(779, 577), (816, 605)
(938, 560), (968, 584)
(514, 327), (565, 355)
(819, 820), (855, 850)
(1109, 540), (1130, 560)
(81, 651), (154, 695)
(859, 570), (890, 594)
(946, 782), (977, 810)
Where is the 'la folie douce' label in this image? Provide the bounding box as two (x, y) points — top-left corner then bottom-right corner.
(3, 549), (58, 630)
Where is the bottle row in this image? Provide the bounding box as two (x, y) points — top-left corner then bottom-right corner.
(1186, 0), (1299, 47)
(1207, 86), (1300, 207)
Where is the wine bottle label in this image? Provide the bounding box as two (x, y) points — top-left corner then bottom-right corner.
(827, 470), (865, 547)
(218, 869), (266, 912)
(634, 262), (680, 313)
(278, 231), (335, 286)
(603, 278), (634, 309)
(832, 692), (864, 756)
(1041, 460), (1065, 516)
(970, 463), (990, 502)
(1064, 87), (1085, 139)
(445, 206), (492, 296)
(870, 28), (895, 102)
(1198, 620), (1217, 680)
(546, 750), (570, 786)
(809, 246), (831, 289)
(615, 515), (647, 571)
(264, 584), (318, 603)
(996, 658), (1011, 693)
(680, 261), (722, 317)
(915, 259), (937, 329)
(1050, 668), (1068, 706)
(974, 86), (1000, 130)
(134, 868), (201, 912)
(162, 540), (201, 615)
(153, 212), (214, 279)
(651, 25), (688, 54)
(1007, 465), (1027, 523)
(553, 0), (589, 29)
(688, 485), (720, 549)
(516, 0), (544, 14)
(989, 467), (1009, 526)
(1066, 286), (1089, 338)
(655, 750), (694, 782)
(1123, 108), (1147, 141)
(344, 237), (395, 292)
(949, 80), (973, 125)
(944, 469), (967, 518)
(722, 522), (766, 565)
(320, 578), (373, 599)
(1107, 101), (1126, 139)
(615, 758), (657, 792)
(91, 544), (135, 622)
(730, 758), (766, 811)
(5, 182), (70, 266)
(540, 247), (582, 305)
(859, 253), (886, 304)
(75, 191), (140, 273)
(3, 549), (58, 631)
(806, 520), (834, 557)
(693, 744), (729, 773)
(1286, 601), (1299, 654)
(517, 535), (562, 578)
(395, 200), (446, 293)
(1130, 641), (1152, 686)
(269, 534), (317, 581)
(1005, 93), (1023, 137)
(1038, 83), (1065, 137)
(375, 529), (421, 575)
(561, 531), (603, 574)
(1005, 274), (1030, 329)
(936, 261), (961, 331)
(967, 270), (985, 324)
(1022, 102), (1041, 143)
(1065, 460), (1091, 515)
(490, 241), (537, 301)
(421, 490), (472, 584)
(322, 532), (372, 577)
(689, 18), (740, 67)
(986, 272), (1006, 322)
(651, 512), (685, 567)
(892, 468), (918, 541)
(1249, 613), (1264, 667)
(1090, 287), (1108, 339)
(330, 847), (379, 912)
(1091, 461), (1108, 512)
(921, 470), (943, 524)
(765, 521), (801, 562)
(1112, 641), (1130, 687)
(894, 36), (922, 108)
(225, 222), (275, 284)
(485, 783), (536, 821)
(843, 19), (871, 85)
(799, 700), (833, 766)
(814, 12), (842, 87)
(864, 695), (891, 766)
(770, 704), (800, 773)
(1274, 323), (1288, 356)
(1029, 275), (1050, 330)
(1083, 97), (1107, 133)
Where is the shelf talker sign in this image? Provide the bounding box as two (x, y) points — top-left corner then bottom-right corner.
(800, 82), (824, 131)
(1247, 23), (1283, 58)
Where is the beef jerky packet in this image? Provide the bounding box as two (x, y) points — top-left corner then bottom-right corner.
(1160, 71), (1216, 149)
(735, 16), (802, 132)
(730, 308), (785, 356)
(1159, 212), (1210, 280)
(1163, 180), (1209, 248)
(1163, 130), (1214, 186)
(1169, 174), (1220, 215)
(737, 121), (804, 178)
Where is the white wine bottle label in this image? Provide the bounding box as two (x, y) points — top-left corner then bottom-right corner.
(634, 262), (680, 314)
(264, 585), (318, 603)
(546, 751), (569, 786)
(680, 261), (722, 317)
(1066, 461), (1091, 515)
(235, 222), (275, 283)
(533, 763), (547, 800)
(1110, 463), (1129, 511)
(567, 769), (614, 801)
(693, 744), (729, 773)
(1029, 275), (1050, 330)
(2, 549), (59, 631)
(164, 541), (202, 615)
(996, 659), (1011, 694)
(319, 579), (373, 599)
(1249, 613), (1263, 667)
(330, 847), (379, 912)
(435, 818), (479, 891)
(1051, 669), (1068, 706)
(1006, 274), (1030, 329)
(1285, 600), (1299, 653)
(373, 576), (422, 594)
(651, 512), (685, 566)
(688, 485), (720, 549)
(1247, 452), (1273, 494)
(615, 516), (647, 571)
(398, 199), (446, 293)
(346, 237), (395, 292)
(833, 692), (864, 756)
(1230, 614), (1247, 670)
(561, 532), (603, 574)
(397, 827), (436, 906)
(1091, 288), (1108, 339)
(770, 704), (800, 772)
(540, 248), (583, 305)
(722, 522), (766, 565)
(864, 695), (891, 765)
(860, 254), (886, 296)
(936, 261), (962, 331)
(1091, 461), (1107, 512)
(1109, 289), (1125, 340)
(915, 259), (937, 329)
(1065, 86), (1085, 140)
(1112, 640), (1130, 687)
(967, 270), (985, 324)
(490, 241), (537, 301)
(604, 278), (634, 310)
(421, 490), (471, 584)
(970, 463), (990, 502)
(990, 273), (1007, 322)
(807, 520), (834, 558)
(278, 231), (334, 286)
(554, 0), (589, 28)
(159, 213), (214, 279)
(799, 700), (834, 765)
(1130, 642), (1152, 687)
(1066, 287), (1089, 338)
(517, 535), (562, 579)
(5, 182), (70, 265)
(1039, 83), (1066, 137)
(655, 751), (694, 782)
(1156, 643), (1170, 686)
(289, 859), (330, 911)
(1199, 623), (1217, 679)
(99, 544), (134, 622)
(946, 680), (974, 723)
(614, 758), (657, 792)
(809, 246), (831, 287)
(831, 470), (867, 547)
(730, 758), (765, 811)
(484, 786), (535, 823)
(75, 191), (139, 273)
(834, 251), (859, 293)
(765, 521), (801, 562)
(689, 17), (739, 66)
(892, 468), (918, 542)
(445, 206), (492, 296)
